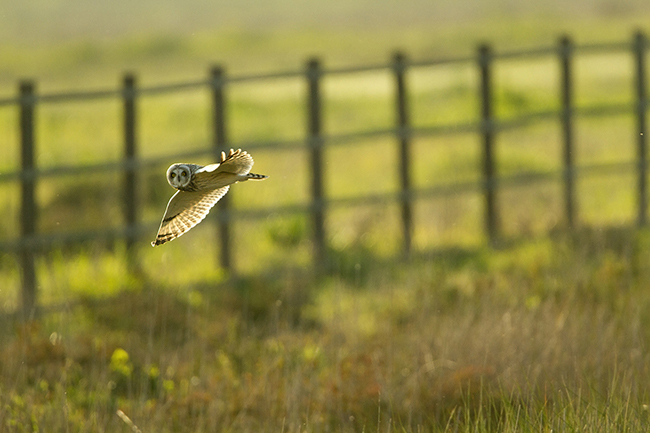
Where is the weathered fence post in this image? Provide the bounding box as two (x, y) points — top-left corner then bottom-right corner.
(393, 52), (413, 256)
(634, 31), (647, 227)
(306, 58), (326, 266)
(122, 74), (139, 269)
(559, 36), (576, 229)
(210, 66), (233, 272)
(19, 80), (37, 320)
(478, 44), (498, 244)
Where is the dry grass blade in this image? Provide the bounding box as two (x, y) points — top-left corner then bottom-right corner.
(116, 409), (144, 433)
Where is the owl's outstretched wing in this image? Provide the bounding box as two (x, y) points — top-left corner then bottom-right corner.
(193, 148), (255, 190)
(151, 186), (230, 246)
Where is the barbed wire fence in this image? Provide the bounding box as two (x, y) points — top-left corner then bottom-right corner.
(0, 32), (647, 320)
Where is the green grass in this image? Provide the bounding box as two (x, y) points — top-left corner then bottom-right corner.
(3, 1), (650, 431)
(3, 230), (650, 431)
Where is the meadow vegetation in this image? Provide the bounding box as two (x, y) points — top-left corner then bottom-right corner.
(2, 0), (650, 431)
(3, 229), (650, 431)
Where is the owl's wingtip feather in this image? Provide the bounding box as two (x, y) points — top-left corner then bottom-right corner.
(246, 172), (268, 180)
(152, 238), (169, 247)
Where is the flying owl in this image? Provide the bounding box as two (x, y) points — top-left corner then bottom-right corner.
(152, 148), (268, 246)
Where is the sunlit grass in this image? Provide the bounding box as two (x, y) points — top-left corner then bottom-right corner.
(3, 230), (650, 431)
(37, 100), (123, 167)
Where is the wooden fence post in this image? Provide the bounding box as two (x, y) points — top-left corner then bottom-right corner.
(122, 74), (139, 269)
(634, 31), (648, 227)
(559, 36), (576, 229)
(19, 80), (37, 320)
(478, 44), (498, 244)
(393, 52), (413, 256)
(210, 66), (233, 272)
(306, 58), (326, 266)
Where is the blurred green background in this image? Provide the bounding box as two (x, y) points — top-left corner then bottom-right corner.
(2, 0), (650, 86)
(2, 1), (650, 432)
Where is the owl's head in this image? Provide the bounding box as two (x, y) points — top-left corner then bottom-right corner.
(166, 164), (193, 189)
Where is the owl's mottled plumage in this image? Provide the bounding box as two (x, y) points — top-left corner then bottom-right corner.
(152, 148), (267, 246)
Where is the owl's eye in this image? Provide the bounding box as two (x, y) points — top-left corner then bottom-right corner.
(181, 171), (187, 177)
(170, 172), (176, 178)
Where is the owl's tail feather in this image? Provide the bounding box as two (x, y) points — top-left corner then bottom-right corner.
(245, 172), (268, 180)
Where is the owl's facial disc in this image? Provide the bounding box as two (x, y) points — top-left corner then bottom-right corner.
(166, 164), (192, 189)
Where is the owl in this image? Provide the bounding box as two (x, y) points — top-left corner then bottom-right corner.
(152, 148), (268, 246)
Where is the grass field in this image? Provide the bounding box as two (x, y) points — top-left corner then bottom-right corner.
(2, 0), (650, 431)
(3, 230), (650, 431)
